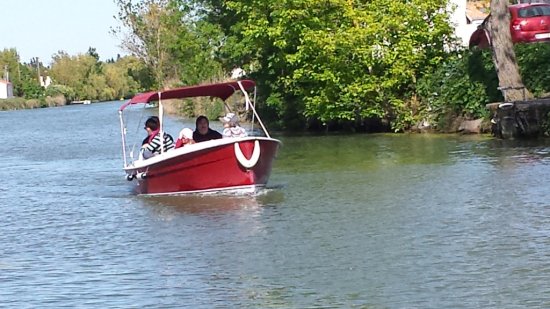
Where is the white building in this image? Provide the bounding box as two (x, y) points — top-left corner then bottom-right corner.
(0, 80), (14, 99)
(40, 76), (52, 88)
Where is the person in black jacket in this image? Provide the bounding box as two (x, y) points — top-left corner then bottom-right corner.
(193, 115), (222, 142)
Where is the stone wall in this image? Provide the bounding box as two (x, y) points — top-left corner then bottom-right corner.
(488, 99), (550, 139)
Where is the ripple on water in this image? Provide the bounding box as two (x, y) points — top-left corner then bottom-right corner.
(2, 106), (550, 307)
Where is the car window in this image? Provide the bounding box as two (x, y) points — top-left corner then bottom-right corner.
(538, 6), (550, 15)
(518, 6), (550, 17)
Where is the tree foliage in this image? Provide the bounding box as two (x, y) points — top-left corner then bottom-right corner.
(197, 0), (455, 130)
(114, 0), (224, 88)
(416, 42), (550, 130)
(0, 48), (44, 99)
(2, 46), (146, 105)
(6, 0), (536, 133)
(49, 52), (98, 99)
(416, 50), (499, 128)
(49, 51), (143, 101)
(515, 43), (550, 98)
(115, 0), (176, 88)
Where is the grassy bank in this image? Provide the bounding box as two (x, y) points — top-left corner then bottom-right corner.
(0, 95), (67, 111)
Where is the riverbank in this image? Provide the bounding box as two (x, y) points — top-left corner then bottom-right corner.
(2, 96), (496, 136)
(0, 95), (67, 111)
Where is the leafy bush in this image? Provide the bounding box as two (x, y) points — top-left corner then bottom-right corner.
(416, 44), (550, 130)
(416, 49), (501, 129)
(209, 0), (454, 131)
(204, 100), (224, 121)
(20, 80), (45, 99)
(45, 84), (75, 102)
(45, 95), (67, 107)
(515, 43), (550, 97)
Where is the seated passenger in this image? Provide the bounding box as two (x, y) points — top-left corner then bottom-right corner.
(175, 128), (195, 148)
(141, 116), (174, 159)
(193, 115), (222, 142)
(220, 112), (247, 138)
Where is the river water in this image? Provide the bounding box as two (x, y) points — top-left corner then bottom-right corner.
(1, 101), (550, 308)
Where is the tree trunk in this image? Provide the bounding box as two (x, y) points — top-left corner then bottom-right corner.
(488, 0), (532, 101)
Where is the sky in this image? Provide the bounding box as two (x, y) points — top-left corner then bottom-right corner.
(2, 0), (126, 65)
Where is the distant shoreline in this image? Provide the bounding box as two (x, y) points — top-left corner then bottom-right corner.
(0, 95), (67, 111)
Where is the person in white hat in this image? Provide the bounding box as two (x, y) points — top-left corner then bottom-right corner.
(220, 112), (247, 138)
(175, 127), (195, 148)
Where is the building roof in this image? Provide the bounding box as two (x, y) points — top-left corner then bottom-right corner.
(467, 1), (489, 21)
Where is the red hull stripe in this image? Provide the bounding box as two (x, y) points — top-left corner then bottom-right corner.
(125, 138), (280, 195)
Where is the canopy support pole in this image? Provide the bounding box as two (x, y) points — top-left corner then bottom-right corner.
(158, 91), (165, 154)
(238, 81), (270, 138)
(119, 110), (128, 167)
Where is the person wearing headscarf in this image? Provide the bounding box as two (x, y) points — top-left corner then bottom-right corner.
(193, 115), (222, 142)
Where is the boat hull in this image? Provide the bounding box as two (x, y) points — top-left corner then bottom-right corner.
(124, 138), (280, 195)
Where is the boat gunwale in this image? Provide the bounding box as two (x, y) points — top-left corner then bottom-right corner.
(124, 136), (281, 171)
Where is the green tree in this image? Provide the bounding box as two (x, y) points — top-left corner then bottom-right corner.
(0, 48), (45, 99)
(115, 0), (179, 88)
(49, 52), (99, 100)
(87, 47), (100, 61)
(117, 55), (155, 92)
(103, 57), (142, 99)
(200, 0), (455, 130)
(18, 67), (45, 99)
(114, 0), (224, 88)
(416, 49), (498, 128)
(0, 48), (21, 86)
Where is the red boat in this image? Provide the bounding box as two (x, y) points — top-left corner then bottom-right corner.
(118, 80), (281, 195)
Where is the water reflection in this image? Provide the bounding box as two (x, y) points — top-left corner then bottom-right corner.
(4, 102), (550, 308)
(466, 138), (550, 168)
(144, 194), (262, 214)
(276, 133), (488, 173)
(140, 189), (285, 216)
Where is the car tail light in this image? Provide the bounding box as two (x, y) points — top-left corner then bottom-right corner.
(512, 19), (528, 31)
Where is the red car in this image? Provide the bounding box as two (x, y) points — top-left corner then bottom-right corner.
(469, 3), (550, 49)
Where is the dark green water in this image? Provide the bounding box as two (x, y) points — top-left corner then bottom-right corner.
(1, 102), (550, 308)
